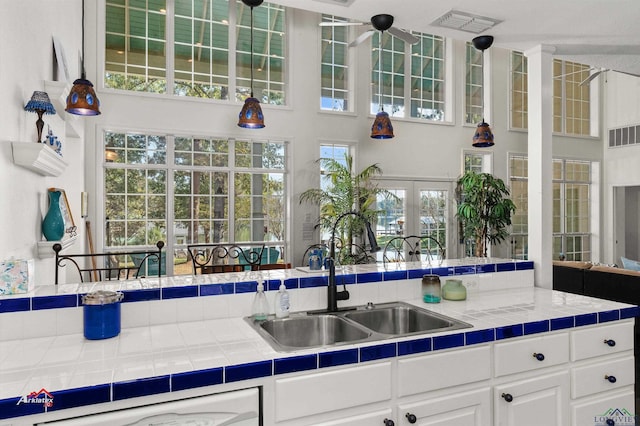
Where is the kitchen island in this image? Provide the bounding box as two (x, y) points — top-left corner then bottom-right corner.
(0, 259), (637, 425)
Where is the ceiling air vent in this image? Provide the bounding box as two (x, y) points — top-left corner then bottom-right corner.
(431, 10), (501, 34)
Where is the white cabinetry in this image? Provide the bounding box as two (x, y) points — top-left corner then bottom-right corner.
(494, 371), (569, 426)
(270, 319), (635, 426)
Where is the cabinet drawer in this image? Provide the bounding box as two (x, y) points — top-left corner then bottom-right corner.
(275, 362), (391, 422)
(570, 320), (634, 361)
(494, 332), (569, 377)
(571, 388), (635, 426)
(571, 355), (634, 399)
(397, 345), (490, 397)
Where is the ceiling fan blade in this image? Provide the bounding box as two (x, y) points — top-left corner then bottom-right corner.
(615, 70), (640, 78)
(319, 21), (364, 27)
(349, 30), (374, 48)
(579, 70), (604, 86)
(388, 27), (419, 45)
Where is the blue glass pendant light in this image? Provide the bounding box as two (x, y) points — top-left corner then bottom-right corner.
(471, 35), (494, 147)
(238, 0), (265, 128)
(371, 20), (394, 139)
(66, 0), (101, 116)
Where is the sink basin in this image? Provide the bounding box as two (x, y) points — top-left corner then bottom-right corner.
(344, 303), (470, 336)
(246, 302), (472, 352)
(256, 314), (372, 350)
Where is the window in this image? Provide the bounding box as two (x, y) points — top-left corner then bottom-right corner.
(104, 131), (287, 275)
(465, 41), (482, 125)
(463, 151), (492, 174)
(371, 32), (446, 121)
(510, 51), (528, 129)
(105, 0), (287, 105)
(508, 155), (592, 261)
(553, 60), (591, 135)
(509, 54), (592, 136)
(320, 15), (350, 111)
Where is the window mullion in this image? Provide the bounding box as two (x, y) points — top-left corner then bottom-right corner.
(166, 0), (175, 95)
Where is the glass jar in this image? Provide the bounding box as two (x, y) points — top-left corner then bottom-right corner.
(422, 274), (441, 303)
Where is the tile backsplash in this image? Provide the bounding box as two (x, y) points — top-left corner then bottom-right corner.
(0, 260), (534, 342)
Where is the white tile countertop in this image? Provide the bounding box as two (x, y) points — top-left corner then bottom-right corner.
(1, 285), (638, 421)
(0, 259), (638, 421)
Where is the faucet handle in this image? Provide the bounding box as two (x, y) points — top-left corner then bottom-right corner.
(366, 302), (375, 310)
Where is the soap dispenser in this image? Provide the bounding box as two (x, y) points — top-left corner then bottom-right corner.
(274, 281), (290, 318)
(252, 281), (269, 321)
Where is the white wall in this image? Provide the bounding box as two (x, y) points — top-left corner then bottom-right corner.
(602, 73), (640, 263)
(0, 2), (612, 284)
(0, 0), (87, 285)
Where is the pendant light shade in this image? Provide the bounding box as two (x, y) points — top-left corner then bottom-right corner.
(238, 0), (264, 128)
(66, 0), (101, 116)
(371, 111), (394, 139)
(66, 78), (100, 116)
(471, 35), (493, 147)
(238, 97), (265, 128)
(371, 30), (393, 139)
(472, 121), (494, 147)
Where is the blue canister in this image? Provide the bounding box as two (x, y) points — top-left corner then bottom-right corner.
(309, 249), (323, 270)
(82, 290), (124, 340)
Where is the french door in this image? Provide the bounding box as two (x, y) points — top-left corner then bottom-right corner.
(375, 179), (458, 260)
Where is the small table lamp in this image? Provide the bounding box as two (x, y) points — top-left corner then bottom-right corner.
(24, 91), (56, 143)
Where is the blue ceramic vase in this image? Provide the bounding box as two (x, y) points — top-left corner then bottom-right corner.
(42, 190), (65, 241)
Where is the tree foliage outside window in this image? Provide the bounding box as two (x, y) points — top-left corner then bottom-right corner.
(104, 131), (287, 272)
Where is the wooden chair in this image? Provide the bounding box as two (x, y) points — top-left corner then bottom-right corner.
(53, 241), (165, 284)
(187, 243), (265, 274)
(383, 235), (445, 266)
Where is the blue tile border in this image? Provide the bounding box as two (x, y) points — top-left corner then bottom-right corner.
(524, 320), (550, 335)
(32, 294), (77, 310)
(319, 348), (358, 368)
(171, 367), (223, 391)
(550, 316), (574, 330)
(200, 283), (234, 296)
(465, 328), (495, 345)
(495, 324), (524, 340)
(274, 354), (318, 375)
(225, 360), (272, 383)
(47, 384), (111, 412)
(162, 285), (198, 299)
(112, 375), (170, 401)
(398, 337), (432, 356)
(360, 343), (396, 362)
(0, 297), (30, 313)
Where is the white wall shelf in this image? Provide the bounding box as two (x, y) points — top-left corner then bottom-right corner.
(11, 142), (68, 176)
(37, 235), (77, 259)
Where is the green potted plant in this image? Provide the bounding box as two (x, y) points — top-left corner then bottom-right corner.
(456, 171), (516, 257)
(299, 153), (394, 263)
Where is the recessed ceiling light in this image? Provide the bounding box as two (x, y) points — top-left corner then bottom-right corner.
(431, 10), (501, 34)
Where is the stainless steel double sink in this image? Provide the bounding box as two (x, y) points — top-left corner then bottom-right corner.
(245, 301), (472, 352)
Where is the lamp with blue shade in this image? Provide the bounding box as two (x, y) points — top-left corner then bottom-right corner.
(24, 91), (56, 143)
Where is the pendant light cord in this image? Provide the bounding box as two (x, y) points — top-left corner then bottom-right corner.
(250, 6), (254, 98)
(81, 0), (86, 80)
(378, 31), (383, 112)
(480, 48), (485, 123)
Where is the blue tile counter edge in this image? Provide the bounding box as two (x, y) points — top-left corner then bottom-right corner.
(0, 259), (532, 314)
(2, 305), (638, 421)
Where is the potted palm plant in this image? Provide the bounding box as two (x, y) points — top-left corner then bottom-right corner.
(299, 153), (394, 264)
(456, 171), (516, 257)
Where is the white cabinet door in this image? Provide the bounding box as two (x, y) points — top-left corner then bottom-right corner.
(571, 388), (635, 426)
(308, 409), (393, 426)
(494, 371), (569, 426)
(397, 387), (491, 426)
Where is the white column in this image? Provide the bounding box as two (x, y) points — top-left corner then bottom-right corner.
(524, 45), (555, 288)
